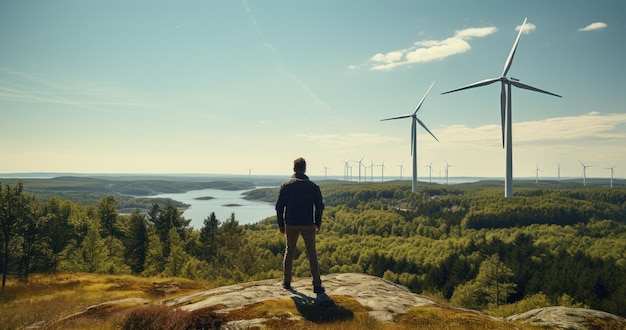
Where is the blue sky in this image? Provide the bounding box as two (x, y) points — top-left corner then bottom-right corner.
(1, 1), (625, 180)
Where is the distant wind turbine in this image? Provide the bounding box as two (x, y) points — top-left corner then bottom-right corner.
(356, 156), (366, 182)
(247, 168), (253, 180)
(398, 161), (404, 181)
(534, 163), (543, 184)
(323, 163), (330, 180)
(445, 160), (453, 185)
(441, 18), (562, 197)
(607, 165), (616, 189)
(342, 160), (350, 181)
(425, 161), (433, 183)
(381, 82), (439, 193)
(557, 163), (561, 181)
(579, 160), (591, 187)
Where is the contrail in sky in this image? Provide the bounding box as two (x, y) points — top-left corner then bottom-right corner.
(241, 0), (331, 111)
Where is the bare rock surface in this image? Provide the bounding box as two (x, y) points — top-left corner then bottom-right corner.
(507, 306), (626, 329)
(174, 273), (435, 322)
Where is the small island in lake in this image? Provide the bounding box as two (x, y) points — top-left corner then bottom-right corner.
(194, 196), (215, 201)
(222, 203), (242, 207)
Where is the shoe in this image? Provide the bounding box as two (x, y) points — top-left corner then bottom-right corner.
(313, 285), (325, 293)
(283, 282), (291, 290)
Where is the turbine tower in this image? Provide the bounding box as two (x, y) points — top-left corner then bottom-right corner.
(323, 163), (330, 180)
(398, 161), (405, 181)
(381, 82), (439, 193)
(441, 18), (561, 197)
(579, 160), (591, 187)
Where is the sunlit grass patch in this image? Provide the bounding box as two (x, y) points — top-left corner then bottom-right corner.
(395, 305), (542, 330)
(0, 273), (211, 330)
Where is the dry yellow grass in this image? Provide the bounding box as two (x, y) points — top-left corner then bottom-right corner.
(0, 273), (210, 330)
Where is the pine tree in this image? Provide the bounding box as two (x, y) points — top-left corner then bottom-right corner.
(0, 182), (30, 287)
(78, 222), (108, 273)
(163, 228), (190, 277)
(125, 210), (148, 273)
(476, 254), (517, 307)
(98, 195), (119, 238)
(143, 227), (165, 276)
(198, 212), (220, 262)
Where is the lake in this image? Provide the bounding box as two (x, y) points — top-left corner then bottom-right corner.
(147, 187), (277, 229)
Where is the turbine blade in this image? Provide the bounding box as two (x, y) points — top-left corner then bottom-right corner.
(503, 18), (527, 77)
(413, 81), (435, 115)
(417, 118), (439, 142)
(510, 80), (562, 98)
(500, 83), (506, 148)
(381, 114), (412, 121)
(441, 78), (499, 95)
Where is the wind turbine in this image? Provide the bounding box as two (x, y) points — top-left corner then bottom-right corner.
(557, 163), (561, 181)
(607, 165), (616, 189)
(534, 163), (543, 184)
(445, 160), (453, 185)
(356, 156), (365, 182)
(342, 160), (350, 181)
(425, 161), (433, 183)
(323, 163), (330, 180)
(398, 161), (405, 181)
(247, 168), (253, 181)
(441, 18), (561, 197)
(579, 160), (591, 187)
(381, 82), (439, 193)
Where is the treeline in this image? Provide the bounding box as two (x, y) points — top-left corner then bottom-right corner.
(0, 182), (261, 288)
(2, 180), (626, 318)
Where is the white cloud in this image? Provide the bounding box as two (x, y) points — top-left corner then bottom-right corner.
(516, 22), (536, 34)
(578, 22), (607, 32)
(454, 27), (498, 39)
(363, 26), (497, 71)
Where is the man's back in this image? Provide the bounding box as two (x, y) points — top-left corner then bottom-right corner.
(276, 173), (324, 227)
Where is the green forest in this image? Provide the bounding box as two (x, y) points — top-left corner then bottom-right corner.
(1, 178), (625, 318)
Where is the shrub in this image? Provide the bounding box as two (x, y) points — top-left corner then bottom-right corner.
(121, 305), (225, 330)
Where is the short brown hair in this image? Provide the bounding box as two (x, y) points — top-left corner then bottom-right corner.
(293, 157), (306, 172)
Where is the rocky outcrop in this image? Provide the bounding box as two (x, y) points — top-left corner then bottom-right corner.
(174, 273), (435, 323)
(507, 306), (626, 329)
(168, 273), (626, 329)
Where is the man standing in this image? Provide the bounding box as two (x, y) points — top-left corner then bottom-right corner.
(276, 157), (325, 293)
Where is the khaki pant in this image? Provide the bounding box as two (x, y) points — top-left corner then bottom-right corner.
(283, 225), (322, 287)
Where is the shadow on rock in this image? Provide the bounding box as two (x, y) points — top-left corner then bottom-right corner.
(290, 292), (353, 323)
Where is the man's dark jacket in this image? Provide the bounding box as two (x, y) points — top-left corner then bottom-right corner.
(275, 172), (324, 227)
